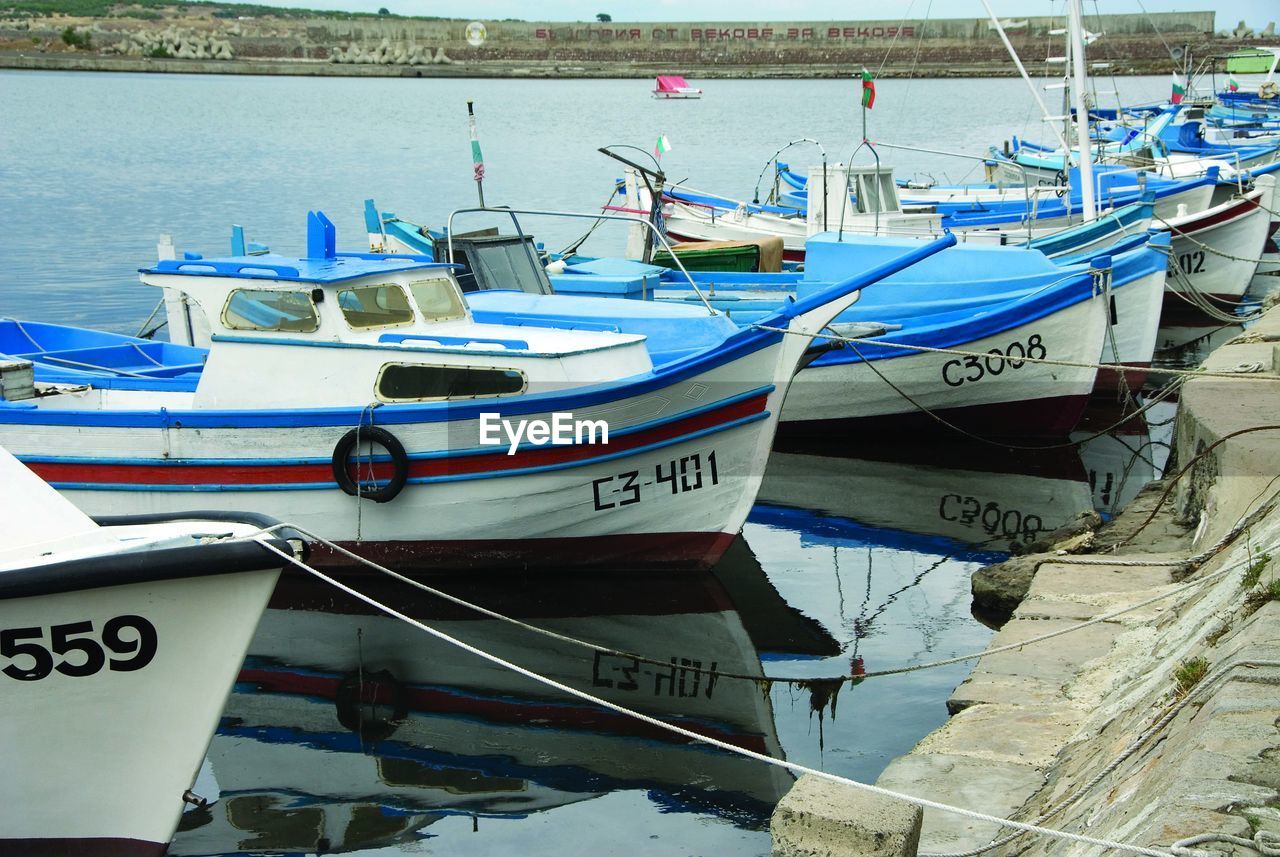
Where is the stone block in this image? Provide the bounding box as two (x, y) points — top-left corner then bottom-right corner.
(874, 754), (1043, 852)
(772, 774), (921, 857)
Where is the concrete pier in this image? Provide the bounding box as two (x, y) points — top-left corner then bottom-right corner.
(773, 308), (1280, 855)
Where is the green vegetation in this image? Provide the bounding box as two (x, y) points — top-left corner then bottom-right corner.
(60, 23), (90, 46)
(0, 0), (451, 21)
(1242, 551), (1271, 589)
(1174, 656), (1210, 696)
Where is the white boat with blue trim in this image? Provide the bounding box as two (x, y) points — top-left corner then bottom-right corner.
(0, 444), (293, 856)
(0, 214), (954, 570)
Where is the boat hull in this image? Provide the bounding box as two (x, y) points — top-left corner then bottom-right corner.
(0, 569), (280, 854)
(1096, 268), (1166, 393)
(779, 290), (1107, 437)
(3, 289), (867, 570)
(1160, 190), (1272, 309)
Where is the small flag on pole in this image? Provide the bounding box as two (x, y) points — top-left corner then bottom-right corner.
(861, 68), (876, 109)
(654, 133), (672, 160)
(468, 101), (485, 182)
(1170, 73), (1185, 105)
(1228, 75), (1239, 92)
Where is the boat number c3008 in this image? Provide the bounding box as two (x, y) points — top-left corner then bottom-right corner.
(1, 616), (158, 681)
(941, 334), (1047, 387)
(592, 450), (720, 511)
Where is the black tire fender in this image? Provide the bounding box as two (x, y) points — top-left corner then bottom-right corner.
(331, 425), (409, 503)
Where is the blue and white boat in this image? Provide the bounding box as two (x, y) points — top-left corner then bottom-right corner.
(372, 214), (1167, 433)
(0, 213), (952, 570)
(0, 445), (292, 855)
(615, 163), (1206, 262)
(534, 232), (1172, 434)
(770, 162), (1210, 227)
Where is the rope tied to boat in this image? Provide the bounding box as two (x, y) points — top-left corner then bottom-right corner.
(1153, 214), (1278, 266)
(237, 526), (1271, 857)
(750, 323), (1280, 381)
(229, 492), (1273, 684)
(814, 323), (1184, 451)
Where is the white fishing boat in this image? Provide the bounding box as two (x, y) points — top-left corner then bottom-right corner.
(0, 444), (291, 855)
(622, 165), (945, 263)
(1157, 182), (1275, 308)
(0, 213), (954, 570)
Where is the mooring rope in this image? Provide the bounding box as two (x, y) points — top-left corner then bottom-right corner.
(831, 330), (1183, 451)
(240, 530), (1232, 857)
(750, 323), (1279, 381)
(235, 507), (1271, 689)
(1153, 213), (1276, 267)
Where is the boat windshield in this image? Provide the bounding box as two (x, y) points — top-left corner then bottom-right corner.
(450, 235), (554, 296)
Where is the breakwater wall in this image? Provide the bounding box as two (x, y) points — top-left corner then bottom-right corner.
(773, 309), (1280, 855)
(0, 11), (1230, 77)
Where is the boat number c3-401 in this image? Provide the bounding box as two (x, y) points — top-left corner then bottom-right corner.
(592, 651), (720, 699)
(592, 450), (720, 511)
(941, 334), (1047, 387)
(1, 616), (158, 681)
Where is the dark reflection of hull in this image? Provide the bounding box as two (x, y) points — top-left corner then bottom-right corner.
(711, 537), (842, 658)
(758, 437), (1095, 552)
(170, 569), (793, 855)
(1072, 402), (1163, 516)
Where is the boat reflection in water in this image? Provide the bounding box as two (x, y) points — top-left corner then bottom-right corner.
(170, 562), (828, 855)
(169, 405), (1168, 855)
(758, 435), (1096, 552)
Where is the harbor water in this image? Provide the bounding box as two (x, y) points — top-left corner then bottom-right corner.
(0, 70), (1197, 855)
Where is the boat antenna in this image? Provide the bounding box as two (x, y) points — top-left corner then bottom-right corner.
(467, 100), (486, 208)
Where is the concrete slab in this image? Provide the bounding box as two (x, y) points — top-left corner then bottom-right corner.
(910, 704), (1084, 769)
(874, 753), (1043, 852)
(948, 619), (1123, 711)
(771, 775), (921, 857)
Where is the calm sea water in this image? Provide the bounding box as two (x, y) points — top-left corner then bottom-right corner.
(1, 70), (1176, 856)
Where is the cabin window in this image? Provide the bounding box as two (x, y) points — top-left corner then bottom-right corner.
(337, 284), (415, 330)
(221, 289), (319, 332)
(376, 363), (526, 401)
(408, 278), (467, 322)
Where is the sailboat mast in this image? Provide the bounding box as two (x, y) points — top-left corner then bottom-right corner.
(1068, 0), (1097, 219)
(979, 0), (1071, 152)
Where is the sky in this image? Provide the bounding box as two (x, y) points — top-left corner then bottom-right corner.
(251, 1), (1277, 32)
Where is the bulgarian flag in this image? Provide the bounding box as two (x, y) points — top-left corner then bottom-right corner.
(861, 68), (876, 109)
(1228, 75), (1239, 92)
(1170, 73), (1185, 105)
(653, 133), (672, 160)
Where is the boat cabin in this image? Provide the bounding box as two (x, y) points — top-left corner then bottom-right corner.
(4, 213), (662, 413)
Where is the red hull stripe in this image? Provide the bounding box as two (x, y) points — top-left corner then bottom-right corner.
(238, 668), (769, 753)
(28, 394), (767, 487)
(1168, 195), (1259, 236)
